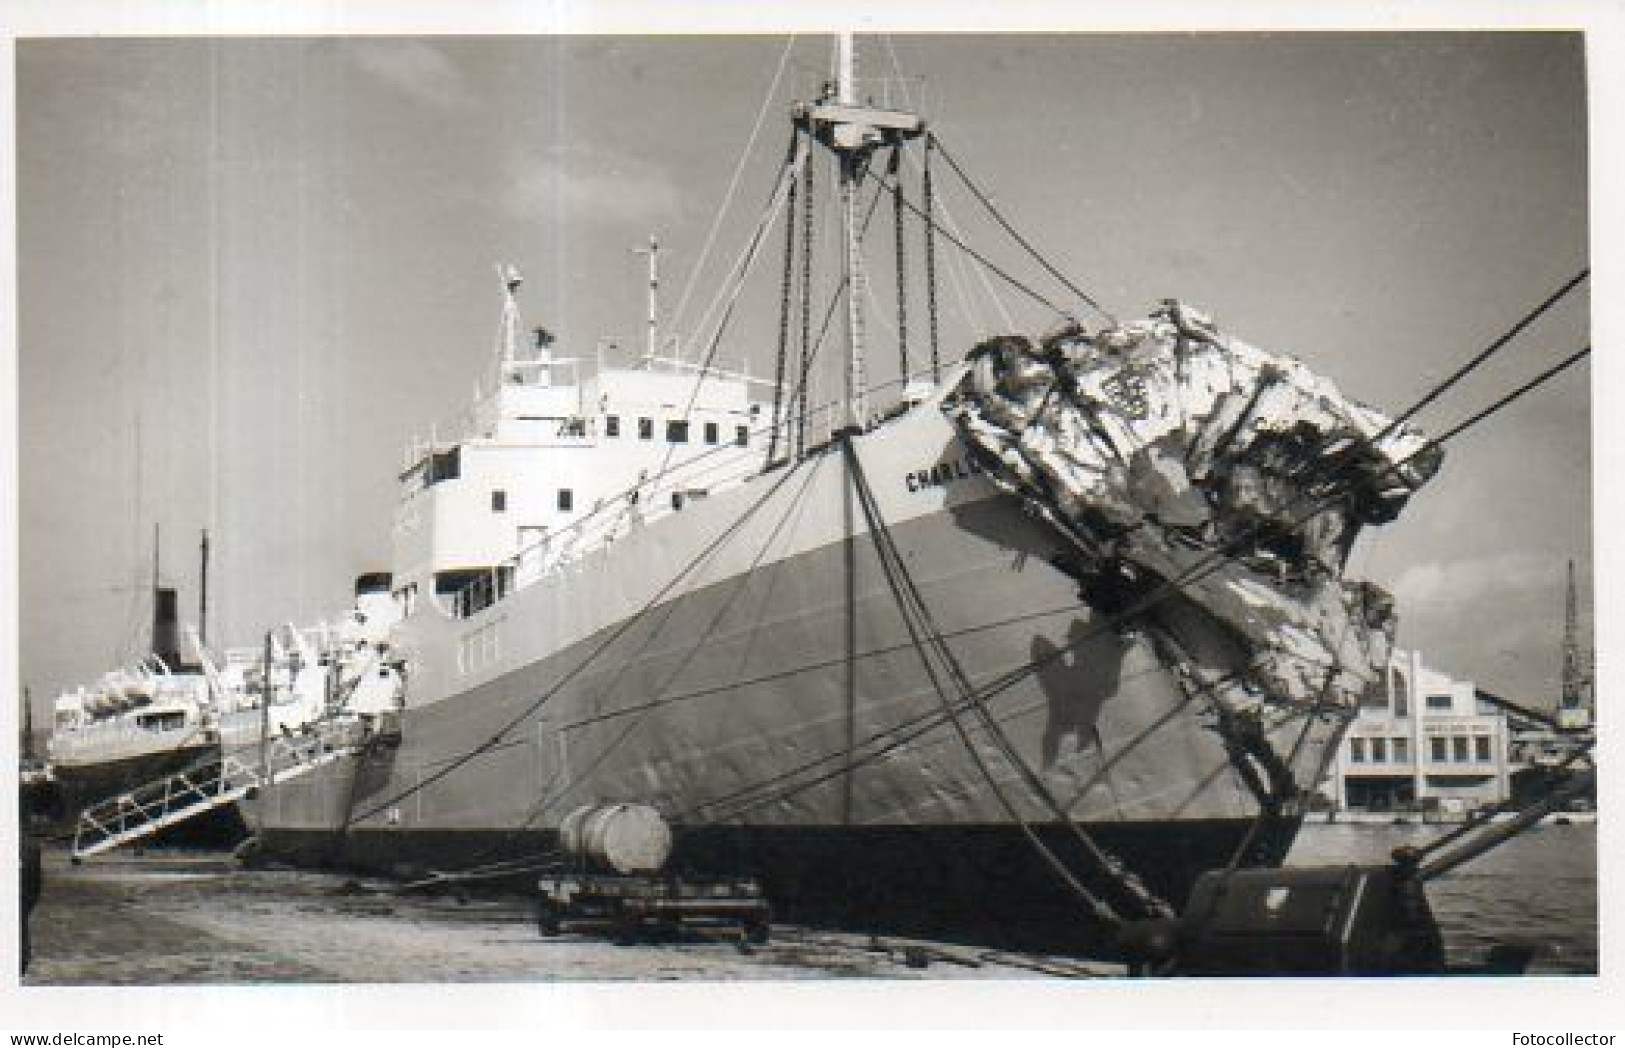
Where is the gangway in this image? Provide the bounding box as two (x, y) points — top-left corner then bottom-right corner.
(71, 719), (365, 860)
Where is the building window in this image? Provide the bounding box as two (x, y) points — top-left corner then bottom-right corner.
(704, 421), (719, 444)
(1452, 736), (1469, 763)
(491, 490), (507, 513)
(557, 489), (574, 512)
(1430, 737), (1448, 763)
(735, 425), (749, 447)
(638, 417), (654, 440)
(667, 420), (690, 443)
(1371, 738), (1387, 763)
(1475, 736), (1492, 763)
(605, 415), (621, 438)
(1427, 694), (1453, 711)
(1393, 737), (1409, 763)
(1349, 738), (1366, 763)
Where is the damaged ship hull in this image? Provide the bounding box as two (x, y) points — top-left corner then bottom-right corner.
(244, 397), (1347, 952)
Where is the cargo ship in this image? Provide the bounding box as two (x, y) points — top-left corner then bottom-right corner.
(227, 38), (1441, 954)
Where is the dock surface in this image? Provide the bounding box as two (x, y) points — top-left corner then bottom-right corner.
(22, 845), (1122, 984)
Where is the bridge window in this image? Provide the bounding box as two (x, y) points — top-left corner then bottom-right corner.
(666, 420), (690, 443)
(558, 489), (574, 512)
(605, 415), (621, 438)
(1426, 694), (1453, 711)
(638, 417), (654, 440)
(704, 421), (719, 444)
(735, 425), (749, 447)
(491, 490), (507, 513)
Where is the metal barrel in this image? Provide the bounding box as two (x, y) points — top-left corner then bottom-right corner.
(559, 802), (672, 875)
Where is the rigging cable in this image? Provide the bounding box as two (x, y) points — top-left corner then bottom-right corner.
(345, 457), (812, 827)
(1431, 345), (1589, 446)
(879, 35), (941, 380)
(767, 127), (803, 467)
(864, 166), (1075, 323)
(890, 144), (911, 383)
(1216, 525), (1378, 873)
(843, 437), (1171, 921)
(795, 133), (817, 458)
(923, 135), (942, 380)
(681, 292), (1593, 829)
(693, 330), (1593, 842)
(1299, 269), (1590, 501)
(780, 155), (896, 457)
(694, 329), (1588, 891)
(1414, 737), (1594, 866)
(928, 134), (1117, 327)
(603, 270), (1597, 918)
(992, 264), (1596, 691)
(1383, 269), (1588, 440)
(691, 665), (1240, 833)
(518, 455), (828, 825)
(579, 132), (803, 551)
(838, 436), (1128, 925)
(668, 33), (798, 341)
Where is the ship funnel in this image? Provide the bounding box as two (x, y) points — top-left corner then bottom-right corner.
(151, 587), (182, 671)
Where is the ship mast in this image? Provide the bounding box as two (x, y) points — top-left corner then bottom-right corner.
(836, 37), (865, 430)
(495, 263), (551, 388)
(634, 235), (663, 367)
(797, 32), (924, 433)
(496, 263), (523, 380)
(794, 34), (927, 824)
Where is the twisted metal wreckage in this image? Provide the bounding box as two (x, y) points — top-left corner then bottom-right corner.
(948, 301), (1444, 843)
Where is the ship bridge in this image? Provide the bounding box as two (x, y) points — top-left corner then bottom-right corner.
(391, 273), (768, 622)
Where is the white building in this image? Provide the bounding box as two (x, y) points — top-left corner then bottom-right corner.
(1325, 647), (1511, 814)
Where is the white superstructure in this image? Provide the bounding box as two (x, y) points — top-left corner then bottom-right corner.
(389, 269), (768, 623)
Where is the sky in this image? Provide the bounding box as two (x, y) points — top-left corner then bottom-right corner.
(14, 30), (1592, 736)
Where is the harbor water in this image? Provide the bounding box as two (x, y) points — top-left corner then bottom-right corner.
(1286, 820), (1598, 974)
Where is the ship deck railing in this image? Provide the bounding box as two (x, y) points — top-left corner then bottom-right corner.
(69, 717), (367, 861)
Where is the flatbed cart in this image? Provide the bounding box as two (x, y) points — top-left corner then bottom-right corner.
(536, 872), (772, 945)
